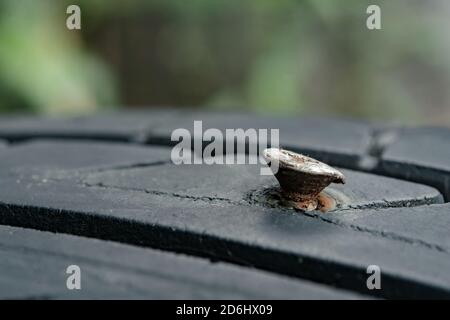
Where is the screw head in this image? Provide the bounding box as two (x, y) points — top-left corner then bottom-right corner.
(263, 148), (345, 211)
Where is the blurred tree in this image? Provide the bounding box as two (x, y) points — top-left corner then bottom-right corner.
(0, 0), (450, 125)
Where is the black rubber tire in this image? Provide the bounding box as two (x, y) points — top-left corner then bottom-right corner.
(0, 109), (449, 299)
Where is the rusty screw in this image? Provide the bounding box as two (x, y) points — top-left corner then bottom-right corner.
(263, 148), (345, 211)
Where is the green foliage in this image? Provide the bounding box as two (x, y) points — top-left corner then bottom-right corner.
(0, 0), (449, 124)
(0, 0), (117, 114)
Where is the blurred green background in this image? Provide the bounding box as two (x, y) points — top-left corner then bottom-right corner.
(1, 0), (450, 124)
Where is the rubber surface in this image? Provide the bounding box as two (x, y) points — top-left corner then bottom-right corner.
(0, 110), (448, 299)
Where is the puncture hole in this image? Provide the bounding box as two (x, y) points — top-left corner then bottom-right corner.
(247, 187), (338, 213)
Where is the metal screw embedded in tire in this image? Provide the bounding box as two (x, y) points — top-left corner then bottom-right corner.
(263, 148), (346, 211)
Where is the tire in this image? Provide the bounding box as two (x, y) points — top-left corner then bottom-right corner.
(0, 109), (448, 299)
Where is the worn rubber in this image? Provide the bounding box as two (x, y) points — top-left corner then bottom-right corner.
(0, 110), (448, 299)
